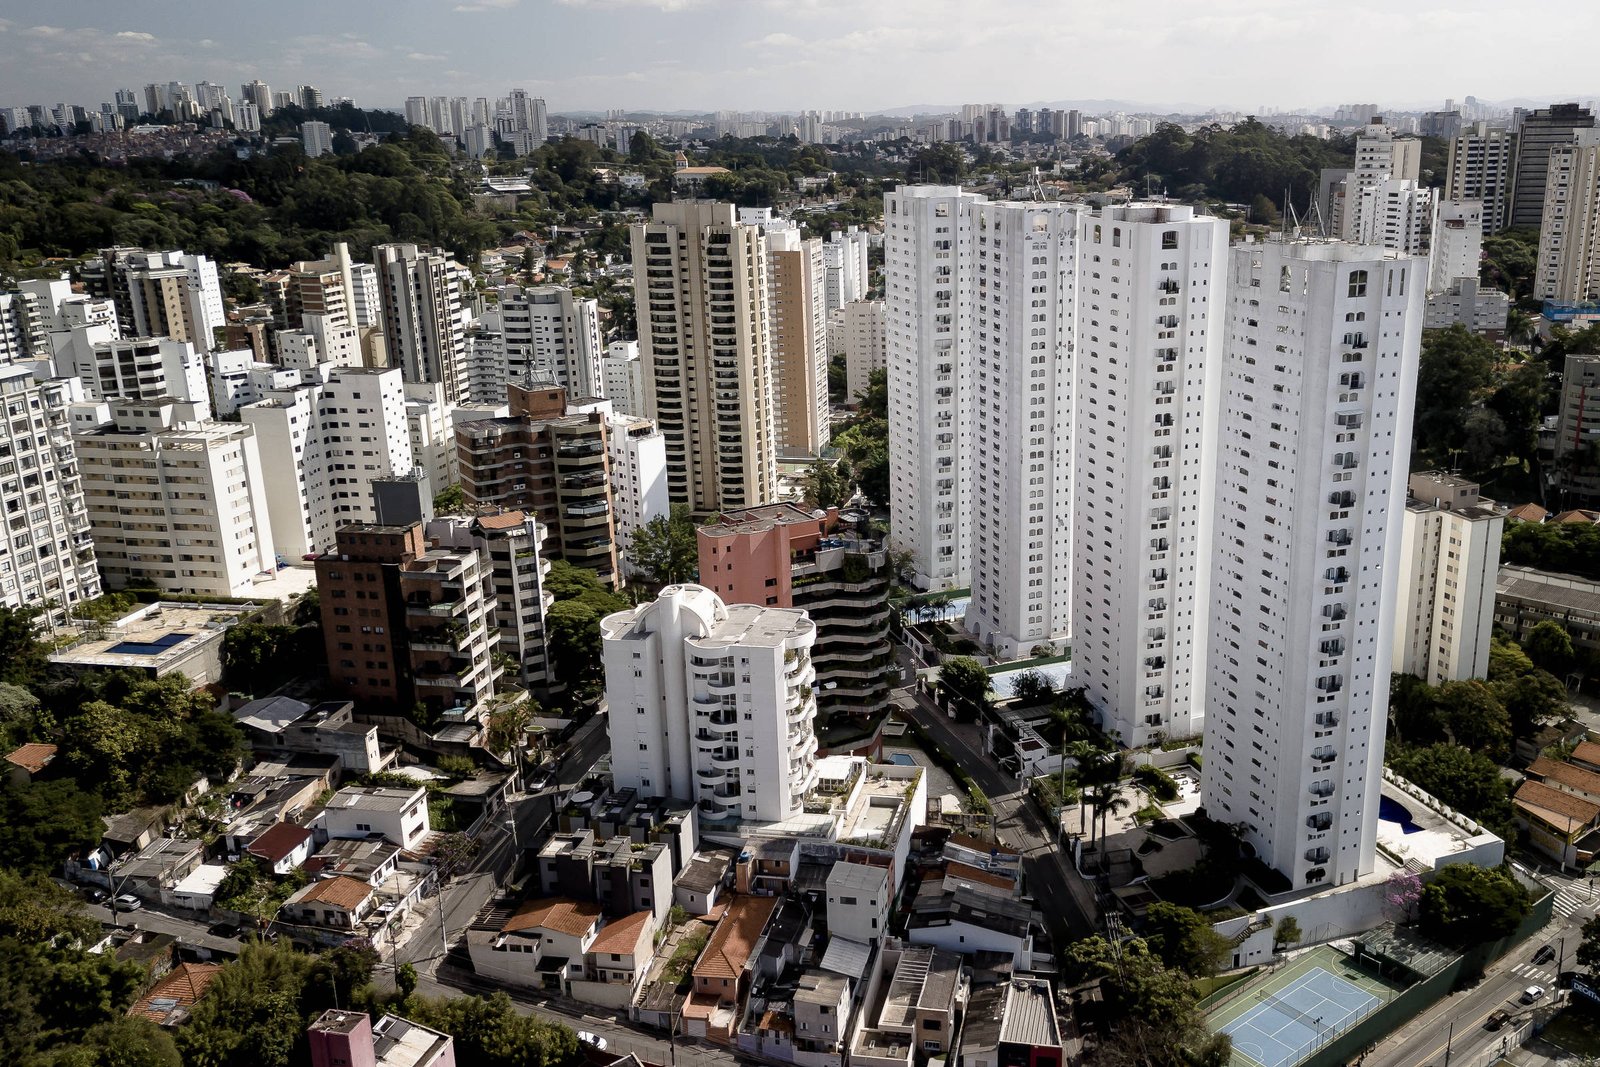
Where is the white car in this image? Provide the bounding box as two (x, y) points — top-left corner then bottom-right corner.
(113, 894), (143, 912)
(577, 1031), (607, 1052)
(1521, 985), (1545, 1003)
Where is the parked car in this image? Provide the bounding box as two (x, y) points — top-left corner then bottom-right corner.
(112, 894), (143, 912)
(1533, 945), (1556, 965)
(81, 886), (107, 905)
(577, 1032), (607, 1052)
(207, 921), (242, 939)
(1485, 1010), (1510, 1031)
(1521, 985), (1545, 1003)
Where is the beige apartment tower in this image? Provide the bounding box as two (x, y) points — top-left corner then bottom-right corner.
(630, 201), (777, 513)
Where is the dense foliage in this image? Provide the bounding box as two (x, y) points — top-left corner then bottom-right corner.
(1066, 935), (1232, 1067)
(1115, 120), (1354, 213)
(543, 562), (629, 699)
(626, 505), (700, 592)
(1411, 325), (1549, 493)
(1418, 864), (1532, 947)
(1503, 518), (1600, 581)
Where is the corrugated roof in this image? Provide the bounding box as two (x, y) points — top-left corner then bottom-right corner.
(587, 910), (652, 955)
(4, 742), (56, 774)
(944, 860), (1016, 891)
(820, 936), (872, 978)
(293, 875), (373, 911)
(503, 897), (603, 937)
(999, 978), (1061, 1048)
(694, 895), (778, 981)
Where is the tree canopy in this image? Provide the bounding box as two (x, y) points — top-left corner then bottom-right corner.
(1114, 119), (1353, 209)
(626, 504), (699, 591)
(1418, 863), (1531, 947)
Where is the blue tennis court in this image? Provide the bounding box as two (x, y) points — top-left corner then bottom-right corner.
(108, 632), (193, 656)
(1220, 966), (1381, 1067)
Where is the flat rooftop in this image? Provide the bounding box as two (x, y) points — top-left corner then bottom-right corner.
(50, 602), (255, 670)
(697, 601), (814, 649)
(999, 977), (1061, 1048)
(1377, 772), (1503, 870)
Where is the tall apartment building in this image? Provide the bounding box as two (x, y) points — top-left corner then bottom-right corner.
(601, 583), (819, 823)
(301, 120), (333, 158)
(455, 383), (620, 587)
(601, 340), (645, 417)
(1338, 122), (1422, 240)
(75, 398), (276, 597)
(405, 381), (453, 496)
(698, 504), (893, 717)
(885, 186), (975, 591)
(1393, 472), (1504, 685)
(823, 227), (872, 314)
(607, 413), (670, 577)
(1072, 204), (1229, 747)
(507, 89), (548, 144)
(426, 511), (553, 694)
(1551, 354), (1600, 504)
(962, 198), (1079, 659)
(493, 285), (604, 399)
(0, 289), (48, 367)
(241, 366), (412, 559)
(630, 201), (777, 513)
(843, 299), (885, 404)
(374, 244), (471, 406)
(62, 338), (211, 418)
(0, 368), (100, 627)
(1446, 123), (1516, 233)
(1536, 130), (1600, 302)
(317, 521), (501, 726)
(1511, 103), (1595, 228)
(1351, 179), (1433, 257)
(1429, 200), (1486, 291)
(240, 80), (273, 117)
(82, 248), (224, 353)
(1202, 240), (1424, 890)
(765, 229), (830, 456)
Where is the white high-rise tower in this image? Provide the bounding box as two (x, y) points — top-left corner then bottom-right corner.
(1201, 239), (1424, 890)
(1071, 205), (1229, 747)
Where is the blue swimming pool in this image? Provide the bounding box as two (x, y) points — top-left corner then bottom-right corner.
(886, 754), (917, 766)
(108, 632), (193, 656)
(1378, 795), (1423, 834)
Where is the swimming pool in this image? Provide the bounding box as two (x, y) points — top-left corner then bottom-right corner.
(1378, 794), (1423, 834)
(108, 632), (193, 656)
(886, 753), (917, 766)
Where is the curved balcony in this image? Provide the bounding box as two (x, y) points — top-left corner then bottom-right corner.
(711, 749), (742, 769)
(696, 767), (729, 785)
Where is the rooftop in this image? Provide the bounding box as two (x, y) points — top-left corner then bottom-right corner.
(828, 859), (891, 895)
(4, 742), (56, 774)
(247, 823), (312, 865)
(328, 785), (423, 812)
(1528, 756), (1600, 798)
(587, 910), (653, 955)
(676, 849), (735, 895)
(50, 601), (254, 671)
(502, 897), (603, 937)
(694, 894), (778, 981)
(373, 1013), (455, 1067)
(999, 977), (1061, 1048)
(290, 875), (374, 911)
(881, 944), (962, 1028)
(1515, 778), (1600, 828)
(1376, 772), (1503, 869)
(1497, 565), (1600, 616)
(128, 961), (222, 1026)
(796, 970), (850, 1006)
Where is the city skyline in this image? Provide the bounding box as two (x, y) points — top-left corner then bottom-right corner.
(3, 0), (1599, 117)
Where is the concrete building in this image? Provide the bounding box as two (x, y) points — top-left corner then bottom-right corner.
(601, 584), (819, 824)
(1429, 200), (1485, 292)
(1072, 204), (1229, 748)
(1423, 278), (1510, 339)
(1202, 239), (1425, 891)
(0, 368), (100, 626)
(1352, 179), (1432, 257)
(374, 244), (472, 406)
(1393, 472), (1505, 685)
(884, 186), (977, 591)
(242, 366), (411, 559)
(765, 229), (830, 457)
(962, 198), (1080, 659)
(1551, 353), (1600, 505)
(601, 340), (645, 417)
(309, 1010), (456, 1067)
(64, 337), (211, 419)
(1511, 103), (1595, 228)
(1445, 123), (1516, 234)
(698, 504), (893, 716)
(824, 227), (872, 314)
(404, 382), (451, 497)
(1537, 130), (1600, 302)
(317, 522), (501, 727)
(456, 383), (620, 587)
(1339, 121), (1422, 240)
(843, 299), (885, 406)
(630, 201), (778, 513)
(493, 285), (604, 400)
(82, 248), (224, 353)
(426, 511), (553, 694)
(0, 289), (48, 368)
(301, 120), (333, 158)
(607, 412), (669, 579)
(75, 398), (276, 597)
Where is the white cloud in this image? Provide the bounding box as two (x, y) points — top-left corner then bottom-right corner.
(453, 0), (519, 10)
(26, 25), (66, 37)
(556, 0), (709, 10)
(115, 30), (157, 42)
(0, 18), (12, 32)
(407, 51), (447, 61)
(752, 31), (803, 48)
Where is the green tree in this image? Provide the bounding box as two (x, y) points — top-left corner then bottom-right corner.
(627, 504), (699, 589)
(0, 681), (45, 749)
(1577, 913), (1600, 978)
(402, 992), (578, 1067)
(800, 459), (848, 510)
(545, 600), (606, 692)
(1065, 936), (1231, 1067)
(1435, 679), (1511, 762)
(396, 961), (419, 1001)
(1385, 744), (1515, 837)
(1412, 325), (1502, 472)
(433, 484), (467, 514)
(938, 657), (992, 713)
(1143, 902), (1233, 977)
(1388, 674), (1446, 746)
(1010, 669), (1056, 707)
(1274, 915), (1303, 948)
(0, 604), (48, 687)
(1419, 864), (1531, 947)
(50, 1017), (183, 1067)
(0, 779), (105, 875)
(1522, 620), (1575, 676)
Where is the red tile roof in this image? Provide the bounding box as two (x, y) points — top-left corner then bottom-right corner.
(1515, 779), (1600, 828)
(1528, 757), (1600, 799)
(128, 962), (222, 1022)
(4, 743), (56, 775)
(694, 895), (777, 981)
(944, 860), (1017, 891)
(292, 875), (373, 911)
(587, 910), (653, 955)
(246, 823), (311, 865)
(475, 510), (527, 530)
(1506, 503), (1549, 523)
(503, 897), (603, 937)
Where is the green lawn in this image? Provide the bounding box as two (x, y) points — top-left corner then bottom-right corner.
(1540, 1005), (1600, 1055)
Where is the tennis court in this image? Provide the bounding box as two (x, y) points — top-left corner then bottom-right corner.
(1208, 947), (1398, 1067)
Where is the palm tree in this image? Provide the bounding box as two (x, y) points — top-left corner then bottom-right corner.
(1091, 782), (1133, 862)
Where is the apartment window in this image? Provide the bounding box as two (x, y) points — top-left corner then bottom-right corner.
(1348, 270), (1368, 297)
(1161, 230), (1178, 250)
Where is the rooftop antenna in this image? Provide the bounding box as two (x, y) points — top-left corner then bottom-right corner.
(1309, 195), (1328, 238)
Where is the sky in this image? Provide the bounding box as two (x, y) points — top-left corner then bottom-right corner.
(1, 0), (1596, 116)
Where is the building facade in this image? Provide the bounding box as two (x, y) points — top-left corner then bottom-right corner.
(1537, 130), (1600, 303)
(494, 285), (604, 400)
(1392, 472), (1505, 685)
(1072, 204), (1229, 748)
(374, 244), (471, 406)
(601, 584), (819, 823)
(842, 299), (885, 407)
(765, 229), (830, 457)
(1445, 123), (1516, 234)
(607, 413), (670, 579)
(629, 201), (777, 513)
(1511, 103), (1595, 229)
(1201, 240), (1424, 890)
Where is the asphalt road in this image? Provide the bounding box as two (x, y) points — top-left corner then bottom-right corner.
(1363, 880), (1599, 1067)
(890, 685), (1099, 943)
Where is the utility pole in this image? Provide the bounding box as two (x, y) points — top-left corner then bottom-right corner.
(1443, 1018), (1455, 1067)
